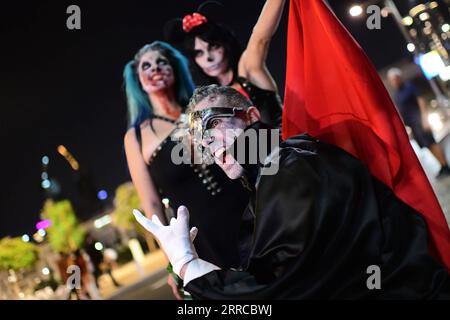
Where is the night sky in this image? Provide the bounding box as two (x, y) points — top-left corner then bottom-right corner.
(0, 0), (426, 237)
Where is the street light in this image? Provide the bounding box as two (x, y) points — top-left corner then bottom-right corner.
(407, 43), (416, 53)
(349, 5), (363, 17)
(402, 16), (414, 26)
(41, 267), (50, 276)
(41, 179), (51, 189)
(419, 12), (430, 21)
(94, 242), (104, 251)
(41, 156), (49, 166)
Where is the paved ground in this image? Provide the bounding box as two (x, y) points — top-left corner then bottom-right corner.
(412, 134), (450, 226)
(98, 250), (173, 300)
(107, 269), (173, 300)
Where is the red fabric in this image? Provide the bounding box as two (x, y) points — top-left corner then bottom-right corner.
(182, 12), (208, 33)
(235, 85), (251, 100)
(282, 0), (450, 271)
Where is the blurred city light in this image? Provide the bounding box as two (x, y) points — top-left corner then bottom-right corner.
(419, 12), (430, 21)
(41, 179), (51, 189)
(37, 229), (46, 237)
(416, 51), (446, 79)
(442, 24), (450, 33)
(439, 66), (450, 82)
(97, 190), (108, 200)
(21, 234), (30, 242)
(57, 145), (67, 155)
(380, 7), (389, 18)
(402, 16), (413, 26)
(41, 156), (49, 165)
(41, 267), (50, 276)
(94, 242), (104, 251)
(36, 219), (51, 230)
(57, 145), (80, 171)
(94, 215), (112, 229)
(41, 172), (48, 180)
(409, 4), (426, 17)
(429, 1), (439, 10)
(407, 43), (416, 52)
(33, 232), (43, 243)
(129, 239), (145, 263)
(428, 112), (443, 131)
(349, 5), (363, 17)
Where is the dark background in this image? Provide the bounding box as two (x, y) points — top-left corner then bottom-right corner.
(0, 0), (434, 237)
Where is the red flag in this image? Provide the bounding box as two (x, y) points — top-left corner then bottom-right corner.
(282, 0), (450, 271)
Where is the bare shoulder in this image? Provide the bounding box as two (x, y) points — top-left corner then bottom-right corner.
(124, 119), (151, 144)
(124, 127), (137, 146)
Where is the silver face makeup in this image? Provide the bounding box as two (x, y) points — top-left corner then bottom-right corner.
(188, 107), (245, 138)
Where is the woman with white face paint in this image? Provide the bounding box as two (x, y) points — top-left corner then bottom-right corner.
(165, 0), (285, 128)
(123, 41), (249, 299)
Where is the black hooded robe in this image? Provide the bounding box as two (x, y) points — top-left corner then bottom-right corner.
(185, 134), (450, 299)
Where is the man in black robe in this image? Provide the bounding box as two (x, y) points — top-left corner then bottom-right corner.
(134, 85), (450, 299)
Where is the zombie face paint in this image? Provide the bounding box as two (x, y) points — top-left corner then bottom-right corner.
(138, 50), (175, 94)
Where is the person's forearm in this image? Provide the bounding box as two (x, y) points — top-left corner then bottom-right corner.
(143, 201), (166, 224)
(124, 130), (167, 224)
(417, 97), (428, 117)
(252, 0), (286, 42)
(239, 0), (286, 89)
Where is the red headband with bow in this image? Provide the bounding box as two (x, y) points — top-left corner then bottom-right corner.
(182, 13), (208, 33)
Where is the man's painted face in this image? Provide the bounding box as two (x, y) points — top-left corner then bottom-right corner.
(138, 50), (175, 94)
(190, 98), (247, 179)
(194, 37), (228, 78)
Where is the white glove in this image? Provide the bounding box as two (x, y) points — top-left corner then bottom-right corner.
(133, 206), (197, 275)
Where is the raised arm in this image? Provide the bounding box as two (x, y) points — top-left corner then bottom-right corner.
(124, 128), (166, 224)
(238, 0), (286, 91)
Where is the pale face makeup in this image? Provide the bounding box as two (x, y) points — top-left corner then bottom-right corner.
(138, 50), (175, 94)
(194, 37), (229, 78)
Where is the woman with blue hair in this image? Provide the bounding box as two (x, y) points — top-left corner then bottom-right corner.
(123, 41), (248, 298)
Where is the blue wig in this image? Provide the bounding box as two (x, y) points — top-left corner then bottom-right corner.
(123, 41), (195, 128)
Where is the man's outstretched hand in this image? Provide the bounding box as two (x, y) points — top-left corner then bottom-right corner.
(133, 206), (197, 276)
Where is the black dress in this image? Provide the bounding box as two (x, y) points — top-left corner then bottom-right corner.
(146, 132), (249, 268)
(236, 77), (283, 128)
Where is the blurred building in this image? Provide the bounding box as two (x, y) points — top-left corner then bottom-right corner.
(402, 1), (450, 90)
(406, 1), (449, 60)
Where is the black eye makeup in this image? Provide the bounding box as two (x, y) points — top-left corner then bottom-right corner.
(157, 57), (169, 66)
(209, 43), (221, 50)
(209, 119), (221, 129)
(195, 50), (204, 58)
(141, 61), (151, 71)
